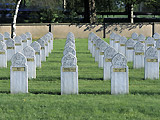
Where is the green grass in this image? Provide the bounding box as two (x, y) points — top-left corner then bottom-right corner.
(0, 38), (160, 119)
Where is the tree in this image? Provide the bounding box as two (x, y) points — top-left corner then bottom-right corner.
(11, 0), (22, 38)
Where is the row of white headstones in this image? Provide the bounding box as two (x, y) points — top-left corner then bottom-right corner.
(61, 32), (78, 95)
(109, 32), (159, 80)
(88, 33), (128, 94)
(0, 32), (53, 93)
(88, 32), (160, 94)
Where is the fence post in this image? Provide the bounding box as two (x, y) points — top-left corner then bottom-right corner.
(48, 24), (51, 32)
(152, 22), (155, 36)
(103, 20), (106, 38)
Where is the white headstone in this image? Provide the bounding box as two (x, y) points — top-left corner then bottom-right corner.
(23, 46), (36, 79)
(6, 38), (15, 61)
(4, 32), (10, 42)
(145, 37), (154, 50)
(67, 32), (75, 40)
(131, 32), (138, 40)
(88, 32), (94, 51)
(133, 42), (145, 69)
(111, 53), (129, 94)
(42, 36), (49, 57)
(65, 41), (75, 49)
(10, 52), (28, 93)
(14, 36), (23, 53)
(98, 42), (109, 68)
(63, 46), (76, 56)
(113, 34), (121, 51)
(153, 33), (160, 45)
(145, 47), (159, 79)
(0, 41), (7, 68)
(61, 53), (78, 95)
(20, 34), (28, 49)
(103, 46), (117, 80)
(156, 39), (160, 62)
(37, 38), (46, 61)
(110, 32), (116, 47)
(45, 34), (52, 53)
(25, 32), (32, 45)
(30, 41), (41, 68)
(95, 38), (103, 62)
(118, 36), (127, 56)
(92, 36), (99, 57)
(48, 32), (54, 50)
(0, 33), (4, 42)
(138, 34), (145, 46)
(125, 38), (136, 62)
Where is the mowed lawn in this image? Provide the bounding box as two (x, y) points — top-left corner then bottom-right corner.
(0, 38), (160, 119)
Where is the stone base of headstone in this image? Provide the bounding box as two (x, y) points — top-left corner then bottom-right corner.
(144, 60), (159, 79)
(61, 66), (78, 95)
(103, 60), (112, 80)
(111, 66), (129, 94)
(27, 61), (36, 79)
(10, 65), (28, 93)
(98, 53), (104, 68)
(0, 52), (7, 68)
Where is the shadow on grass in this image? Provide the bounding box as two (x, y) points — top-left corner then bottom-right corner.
(131, 91), (160, 95)
(0, 91), (10, 94)
(30, 91), (61, 95)
(79, 77), (103, 80)
(79, 91), (110, 95)
(0, 77), (10, 80)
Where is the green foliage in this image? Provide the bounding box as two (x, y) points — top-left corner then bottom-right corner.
(0, 38), (160, 119)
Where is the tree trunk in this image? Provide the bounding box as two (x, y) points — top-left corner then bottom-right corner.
(89, 0), (96, 23)
(11, 0), (22, 39)
(84, 0), (90, 23)
(128, 4), (134, 24)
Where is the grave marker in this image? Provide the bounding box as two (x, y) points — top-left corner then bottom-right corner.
(61, 53), (78, 95)
(103, 46), (117, 80)
(23, 46), (36, 79)
(113, 34), (121, 51)
(145, 47), (159, 79)
(0, 33), (4, 42)
(37, 38), (46, 61)
(20, 34), (28, 49)
(118, 36), (127, 56)
(125, 38), (136, 62)
(25, 32), (32, 45)
(10, 52), (28, 93)
(110, 32), (116, 47)
(14, 36), (23, 53)
(145, 37), (154, 50)
(133, 42), (145, 68)
(0, 41), (7, 67)
(63, 46), (76, 56)
(6, 38), (15, 61)
(131, 32), (138, 40)
(31, 41), (41, 68)
(111, 53), (129, 94)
